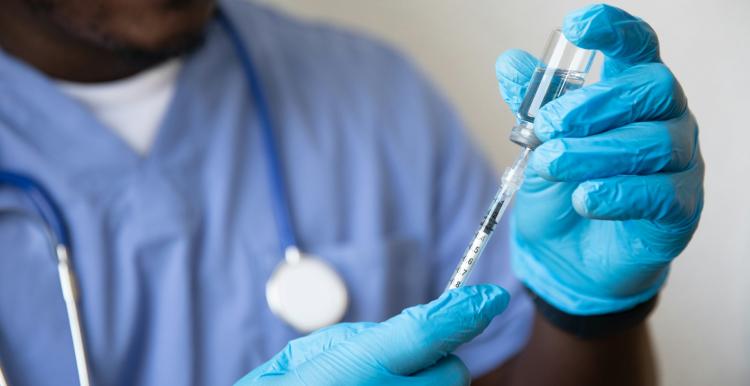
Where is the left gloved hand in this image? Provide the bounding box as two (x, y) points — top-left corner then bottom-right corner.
(495, 4), (704, 315)
(234, 285), (509, 386)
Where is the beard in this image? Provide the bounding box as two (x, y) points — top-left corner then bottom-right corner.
(25, 0), (214, 65)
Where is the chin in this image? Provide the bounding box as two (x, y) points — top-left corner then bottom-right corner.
(31, 0), (217, 61)
(106, 0), (216, 54)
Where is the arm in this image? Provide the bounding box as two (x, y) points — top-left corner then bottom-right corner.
(476, 313), (656, 386)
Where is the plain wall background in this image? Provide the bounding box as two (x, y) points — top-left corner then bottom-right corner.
(254, 1), (749, 385)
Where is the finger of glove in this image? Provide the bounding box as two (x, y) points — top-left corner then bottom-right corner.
(563, 4), (660, 77)
(495, 49), (540, 113)
(234, 322), (375, 384)
(572, 164), (704, 225)
(330, 284), (510, 376)
(534, 63), (687, 142)
(532, 112), (698, 181)
(404, 354), (471, 386)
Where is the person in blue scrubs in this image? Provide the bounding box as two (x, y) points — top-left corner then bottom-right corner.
(0, 0), (703, 385)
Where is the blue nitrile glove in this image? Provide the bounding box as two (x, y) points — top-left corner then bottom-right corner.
(495, 4), (704, 315)
(234, 285), (509, 386)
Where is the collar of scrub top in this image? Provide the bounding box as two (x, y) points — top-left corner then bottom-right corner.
(216, 9), (349, 333)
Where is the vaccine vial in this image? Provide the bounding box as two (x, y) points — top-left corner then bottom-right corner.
(510, 29), (596, 149)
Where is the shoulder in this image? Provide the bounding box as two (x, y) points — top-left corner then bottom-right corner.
(220, 0), (433, 105)
(222, 1), (408, 69)
(220, 0), (454, 158)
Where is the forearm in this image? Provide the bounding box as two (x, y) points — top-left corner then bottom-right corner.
(475, 310), (657, 386)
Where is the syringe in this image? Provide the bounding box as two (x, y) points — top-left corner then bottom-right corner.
(444, 28), (595, 291)
(445, 147), (530, 290)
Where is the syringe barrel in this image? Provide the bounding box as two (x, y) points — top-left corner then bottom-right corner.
(510, 29), (596, 149)
(445, 148), (530, 290)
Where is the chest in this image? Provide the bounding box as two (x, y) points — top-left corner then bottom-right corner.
(0, 116), (433, 385)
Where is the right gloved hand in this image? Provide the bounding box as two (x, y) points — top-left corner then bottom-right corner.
(234, 285), (510, 386)
(495, 4), (703, 316)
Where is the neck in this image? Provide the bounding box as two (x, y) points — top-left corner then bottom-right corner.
(0, 2), (163, 82)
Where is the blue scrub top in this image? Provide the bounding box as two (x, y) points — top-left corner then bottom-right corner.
(0, 1), (532, 385)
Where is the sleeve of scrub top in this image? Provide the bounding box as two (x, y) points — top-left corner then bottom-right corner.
(420, 68), (535, 376)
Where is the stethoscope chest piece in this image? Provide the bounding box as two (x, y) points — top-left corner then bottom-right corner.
(266, 247), (348, 333)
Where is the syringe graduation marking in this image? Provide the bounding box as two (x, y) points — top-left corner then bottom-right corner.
(482, 199), (504, 234)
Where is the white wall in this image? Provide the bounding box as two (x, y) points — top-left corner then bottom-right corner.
(254, 1), (750, 385)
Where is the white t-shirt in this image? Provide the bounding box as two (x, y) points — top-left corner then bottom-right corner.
(56, 58), (183, 155)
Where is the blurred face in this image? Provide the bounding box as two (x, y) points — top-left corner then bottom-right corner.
(22, 0), (215, 62)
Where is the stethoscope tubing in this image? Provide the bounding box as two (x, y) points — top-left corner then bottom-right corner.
(216, 9), (300, 254)
(0, 172), (69, 246)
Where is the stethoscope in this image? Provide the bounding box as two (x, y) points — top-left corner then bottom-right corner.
(0, 173), (90, 386)
(0, 9), (348, 386)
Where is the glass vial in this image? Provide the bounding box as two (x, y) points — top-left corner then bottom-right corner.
(509, 29), (596, 149)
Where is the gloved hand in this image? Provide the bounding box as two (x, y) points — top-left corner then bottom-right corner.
(235, 285), (509, 386)
(495, 4), (704, 315)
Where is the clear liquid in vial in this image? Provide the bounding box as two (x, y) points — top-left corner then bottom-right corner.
(517, 68), (585, 123)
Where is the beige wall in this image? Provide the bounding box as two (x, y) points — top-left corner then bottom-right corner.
(253, 1), (750, 385)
